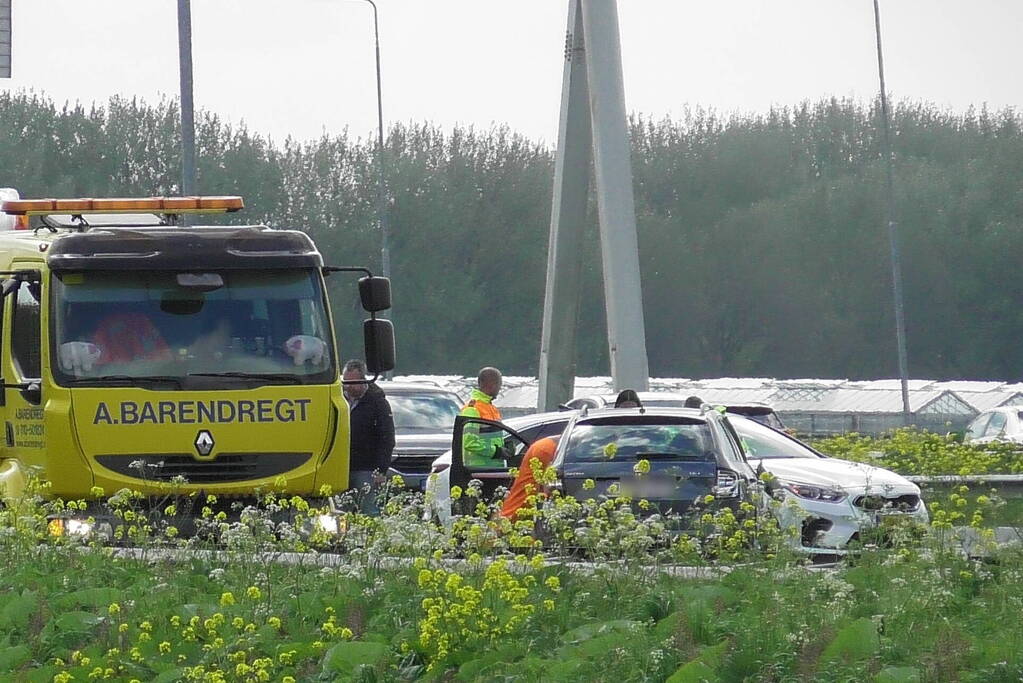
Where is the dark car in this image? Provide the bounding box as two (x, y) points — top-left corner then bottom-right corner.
(450, 406), (758, 519)
(378, 382), (462, 489)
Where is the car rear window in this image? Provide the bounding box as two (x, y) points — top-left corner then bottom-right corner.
(564, 417), (713, 463)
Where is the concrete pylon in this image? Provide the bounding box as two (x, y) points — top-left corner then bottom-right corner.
(537, 0), (650, 412)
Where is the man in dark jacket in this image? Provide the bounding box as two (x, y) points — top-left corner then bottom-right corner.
(343, 359), (395, 514)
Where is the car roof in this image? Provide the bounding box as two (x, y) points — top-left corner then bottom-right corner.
(591, 392), (687, 403)
(589, 392), (775, 411)
(378, 382), (461, 397)
(576, 406), (709, 421)
(502, 410), (576, 429)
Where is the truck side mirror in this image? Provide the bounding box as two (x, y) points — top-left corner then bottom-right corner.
(20, 381), (41, 405)
(358, 276), (391, 313)
(363, 318), (395, 374)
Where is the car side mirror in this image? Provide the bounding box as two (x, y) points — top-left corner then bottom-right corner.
(363, 318), (395, 374)
(358, 276), (391, 313)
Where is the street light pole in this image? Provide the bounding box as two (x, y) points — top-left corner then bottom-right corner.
(361, 0), (390, 285)
(177, 0), (197, 200)
(872, 0), (911, 422)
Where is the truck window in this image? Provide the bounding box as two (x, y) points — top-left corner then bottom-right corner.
(51, 269), (335, 385)
(11, 282), (41, 379)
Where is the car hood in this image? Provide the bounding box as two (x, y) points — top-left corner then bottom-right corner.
(753, 457), (919, 495)
(393, 432), (452, 454)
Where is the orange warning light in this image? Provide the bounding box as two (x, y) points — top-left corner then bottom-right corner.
(1, 196), (245, 215)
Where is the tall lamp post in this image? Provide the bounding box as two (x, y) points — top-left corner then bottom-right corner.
(360, 0), (390, 286)
(872, 0), (911, 422)
(177, 0), (197, 201)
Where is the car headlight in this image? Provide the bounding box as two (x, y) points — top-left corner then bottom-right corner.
(780, 481), (847, 503)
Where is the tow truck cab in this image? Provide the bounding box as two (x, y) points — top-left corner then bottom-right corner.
(0, 194), (394, 501)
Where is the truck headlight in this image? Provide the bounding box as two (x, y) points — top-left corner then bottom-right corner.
(313, 514), (344, 535)
(48, 517), (94, 537)
(780, 481), (847, 503)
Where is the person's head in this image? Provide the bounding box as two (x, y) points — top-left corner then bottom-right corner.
(614, 389), (642, 409)
(343, 359), (369, 400)
(683, 395), (704, 409)
(477, 367), (503, 399)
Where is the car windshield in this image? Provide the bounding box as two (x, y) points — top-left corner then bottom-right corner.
(52, 269), (335, 384)
(389, 394), (461, 432)
(733, 418), (819, 460)
(564, 416), (714, 462)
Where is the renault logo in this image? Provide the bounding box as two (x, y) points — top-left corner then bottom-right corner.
(194, 430), (215, 458)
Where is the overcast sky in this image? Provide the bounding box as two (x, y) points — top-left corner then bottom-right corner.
(4, 0), (1022, 145)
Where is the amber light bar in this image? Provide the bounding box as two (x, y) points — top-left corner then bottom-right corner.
(0, 196), (244, 216)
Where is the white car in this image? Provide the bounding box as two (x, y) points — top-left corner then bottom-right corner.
(731, 415), (929, 550)
(964, 407), (1023, 445)
(423, 411), (573, 526)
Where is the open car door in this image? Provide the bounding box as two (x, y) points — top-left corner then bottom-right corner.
(451, 415), (531, 502)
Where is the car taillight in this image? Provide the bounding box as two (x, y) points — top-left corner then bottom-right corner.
(713, 468), (741, 498)
(430, 463), (450, 474)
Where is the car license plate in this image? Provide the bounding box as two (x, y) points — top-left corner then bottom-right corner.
(622, 477), (676, 499)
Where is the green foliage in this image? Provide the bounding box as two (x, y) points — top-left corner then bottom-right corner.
(818, 617), (880, 668)
(812, 427), (1023, 475)
(665, 641), (727, 683)
(875, 667), (922, 683)
(321, 641), (389, 678)
(5, 91), (1023, 378)
(0, 484), (1022, 681)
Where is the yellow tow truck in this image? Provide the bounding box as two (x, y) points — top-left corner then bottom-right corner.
(0, 193), (394, 533)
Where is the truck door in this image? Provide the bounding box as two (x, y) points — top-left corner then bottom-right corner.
(450, 415), (529, 503)
(3, 265), (44, 461)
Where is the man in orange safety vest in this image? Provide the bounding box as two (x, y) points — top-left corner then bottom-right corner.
(459, 367), (507, 467)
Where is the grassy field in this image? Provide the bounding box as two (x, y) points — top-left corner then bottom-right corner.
(2, 527), (1022, 682)
(2, 430), (1023, 682)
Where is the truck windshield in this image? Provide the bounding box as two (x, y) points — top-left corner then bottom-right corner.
(51, 269), (335, 385)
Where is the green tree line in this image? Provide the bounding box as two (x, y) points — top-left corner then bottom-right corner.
(1, 91), (1021, 381)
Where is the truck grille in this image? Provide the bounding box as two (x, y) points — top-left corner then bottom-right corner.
(853, 493), (921, 512)
(95, 453), (312, 484)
